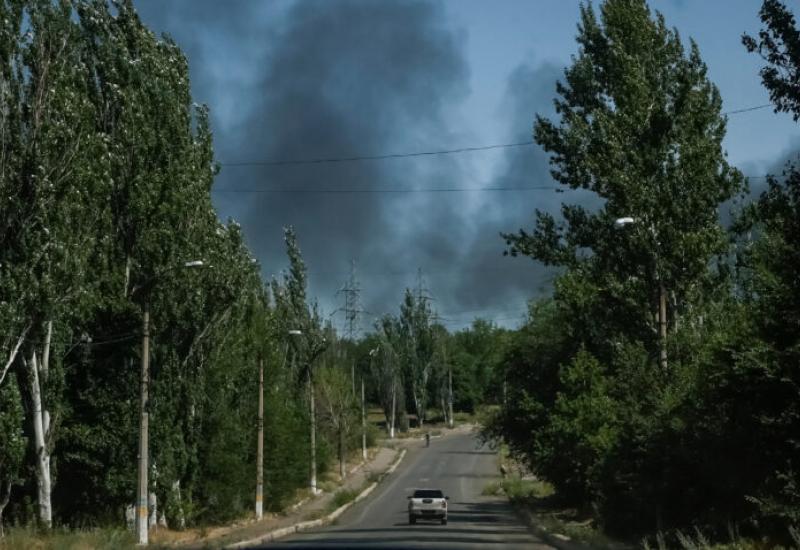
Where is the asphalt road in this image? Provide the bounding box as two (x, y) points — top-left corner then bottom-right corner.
(255, 431), (553, 549)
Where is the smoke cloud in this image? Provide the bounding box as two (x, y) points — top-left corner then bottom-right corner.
(134, 0), (573, 332)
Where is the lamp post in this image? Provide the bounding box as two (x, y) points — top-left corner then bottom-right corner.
(255, 339), (291, 520)
(614, 217), (668, 371)
(136, 260), (204, 546)
(288, 329), (325, 495)
(364, 347), (379, 461)
(255, 353), (264, 520)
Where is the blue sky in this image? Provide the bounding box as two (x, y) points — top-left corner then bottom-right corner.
(449, 0), (797, 172)
(135, 0), (798, 333)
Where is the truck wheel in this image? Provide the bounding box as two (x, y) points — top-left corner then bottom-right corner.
(441, 518), (447, 525)
(409, 516), (416, 525)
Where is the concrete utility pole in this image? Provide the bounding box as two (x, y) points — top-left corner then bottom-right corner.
(447, 360), (454, 429)
(256, 356), (264, 519)
(136, 299), (150, 545)
(135, 260), (204, 546)
(361, 377), (367, 461)
(308, 368), (318, 494)
(658, 282), (668, 371)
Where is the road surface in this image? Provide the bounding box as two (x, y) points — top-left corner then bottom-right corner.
(255, 431), (553, 549)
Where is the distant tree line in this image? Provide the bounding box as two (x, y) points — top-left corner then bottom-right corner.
(483, 0), (800, 543)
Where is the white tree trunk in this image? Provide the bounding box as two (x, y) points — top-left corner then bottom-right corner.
(413, 391), (423, 429)
(148, 492), (157, 528)
(28, 347), (52, 528)
(338, 427), (345, 480)
(172, 480), (185, 529)
(0, 480), (12, 537)
(0, 324), (30, 388)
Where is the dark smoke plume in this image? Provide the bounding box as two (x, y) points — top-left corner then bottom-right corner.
(134, 0), (575, 331)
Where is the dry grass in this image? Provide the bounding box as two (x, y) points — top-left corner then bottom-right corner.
(0, 527), (135, 550)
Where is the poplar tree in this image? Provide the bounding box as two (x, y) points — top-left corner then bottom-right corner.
(741, 0), (800, 524)
(505, 0), (743, 364)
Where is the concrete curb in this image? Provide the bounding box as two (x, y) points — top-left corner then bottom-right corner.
(227, 448), (407, 549)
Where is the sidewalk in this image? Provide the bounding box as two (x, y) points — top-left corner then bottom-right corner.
(168, 446), (399, 549)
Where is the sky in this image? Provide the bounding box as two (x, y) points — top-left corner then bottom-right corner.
(133, 0), (799, 334)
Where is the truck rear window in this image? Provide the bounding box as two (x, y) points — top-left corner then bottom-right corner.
(413, 489), (444, 499)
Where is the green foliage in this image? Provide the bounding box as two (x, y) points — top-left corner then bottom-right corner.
(0, 0), (328, 531)
(484, 0), (800, 542)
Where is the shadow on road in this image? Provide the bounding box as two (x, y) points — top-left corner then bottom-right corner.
(257, 501), (536, 549)
(440, 450), (496, 455)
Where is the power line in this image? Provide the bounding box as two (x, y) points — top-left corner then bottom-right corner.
(212, 173), (792, 195)
(211, 185), (561, 194)
(220, 141), (533, 167)
(724, 103), (772, 115)
(217, 103), (773, 168)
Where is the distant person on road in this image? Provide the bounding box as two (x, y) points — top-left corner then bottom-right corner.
(425, 432), (430, 447)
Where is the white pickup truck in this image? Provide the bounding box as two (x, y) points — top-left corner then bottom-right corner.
(407, 488), (449, 524)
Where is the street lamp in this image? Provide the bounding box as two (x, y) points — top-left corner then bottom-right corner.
(286, 329), (325, 495)
(614, 216), (668, 370)
(255, 330), (299, 520)
(136, 259), (204, 546)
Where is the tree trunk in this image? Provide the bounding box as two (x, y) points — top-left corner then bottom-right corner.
(412, 390), (423, 429)
(0, 480), (11, 537)
(338, 426), (345, 480)
(0, 324), (30, 388)
(29, 351), (52, 527)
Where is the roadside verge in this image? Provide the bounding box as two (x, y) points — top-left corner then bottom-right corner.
(226, 448), (407, 549)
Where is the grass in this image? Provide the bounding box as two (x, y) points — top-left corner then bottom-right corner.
(485, 475), (621, 549)
(0, 527), (136, 550)
(327, 489), (360, 512)
(317, 480), (338, 494)
(640, 524), (800, 550)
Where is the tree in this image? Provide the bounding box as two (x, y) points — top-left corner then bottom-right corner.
(491, 0), (749, 534)
(273, 227), (327, 494)
(743, 0), (800, 120)
(372, 316), (404, 437)
(317, 362), (358, 480)
(398, 289), (435, 427)
(739, 0), (800, 527)
(505, 0), (742, 369)
(0, 0), (109, 527)
(0, 373), (25, 537)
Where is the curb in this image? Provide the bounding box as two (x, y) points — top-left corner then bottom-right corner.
(227, 448), (407, 549)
